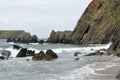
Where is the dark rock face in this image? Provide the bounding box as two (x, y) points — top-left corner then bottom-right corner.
(16, 48), (27, 57)
(0, 50), (11, 59)
(13, 45), (22, 50)
(47, 30), (72, 44)
(32, 49), (58, 61)
(16, 48), (35, 57)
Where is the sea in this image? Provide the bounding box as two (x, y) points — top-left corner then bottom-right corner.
(0, 39), (120, 80)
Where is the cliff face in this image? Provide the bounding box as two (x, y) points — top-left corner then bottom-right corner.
(70, 0), (120, 45)
(0, 30), (31, 39)
(47, 0), (120, 52)
(70, 0), (120, 51)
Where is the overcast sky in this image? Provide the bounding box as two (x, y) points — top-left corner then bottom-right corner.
(0, 0), (92, 38)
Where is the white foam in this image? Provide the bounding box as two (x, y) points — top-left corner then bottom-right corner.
(55, 64), (96, 80)
(47, 42), (112, 54)
(5, 47), (20, 57)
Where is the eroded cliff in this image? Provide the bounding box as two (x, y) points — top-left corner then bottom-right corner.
(47, 0), (120, 52)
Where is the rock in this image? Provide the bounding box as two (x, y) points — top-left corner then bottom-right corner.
(0, 50), (11, 59)
(115, 51), (120, 57)
(13, 45), (22, 50)
(26, 50), (35, 56)
(32, 50), (58, 61)
(26, 59), (30, 61)
(16, 48), (27, 57)
(74, 52), (82, 56)
(32, 51), (45, 60)
(75, 58), (79, 61)
(42, 54), (53, 61)
(115, 71), (120, 79)
(28, 35), (38, 43)
(46, 49), (58, 59)
(39, 39), (44, 44)
(85, 51), (105, 56)
(47, 30), (72, 44)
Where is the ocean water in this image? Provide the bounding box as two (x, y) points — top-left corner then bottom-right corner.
(0, 39), (120, 80)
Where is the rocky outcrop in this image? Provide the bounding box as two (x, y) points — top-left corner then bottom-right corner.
(32, 49), (58, 61)
(16, 48), (35, 57)
(47, 0), (120, 53)
(47, 30), (72, 44)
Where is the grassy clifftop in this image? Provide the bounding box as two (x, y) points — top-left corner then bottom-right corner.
(0, 30), (31, 39)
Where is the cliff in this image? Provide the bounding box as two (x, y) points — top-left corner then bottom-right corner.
(0, 30), (31, 39)
(0, 30), (39, 43)
(47, 0), (120, 52)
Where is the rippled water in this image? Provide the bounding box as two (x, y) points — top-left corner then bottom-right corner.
(0, 39), (119, 80)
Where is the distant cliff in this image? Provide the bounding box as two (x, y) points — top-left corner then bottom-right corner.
(0, 30), (39, 43)
(47, 0), (120, 52)
(0, 30), (31, 39)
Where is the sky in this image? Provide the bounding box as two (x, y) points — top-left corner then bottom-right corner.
(0, 0), (92, 38)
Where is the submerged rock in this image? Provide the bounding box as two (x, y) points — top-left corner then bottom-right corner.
(0, 56), (5, 60)
(85, 51), (105, 56)
(0, 50), (11, 59)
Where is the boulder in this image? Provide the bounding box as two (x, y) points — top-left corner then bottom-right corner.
(26, 50), (35, 56)
(13, 45), (22, 50)
(46, 49), (58, 59)
(32, 50), (58, 61)
(0, 50), (11, 59)
(32, 51), (45, 60)
(42, 54), (53, 61)
(16, 48), (27, 57)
